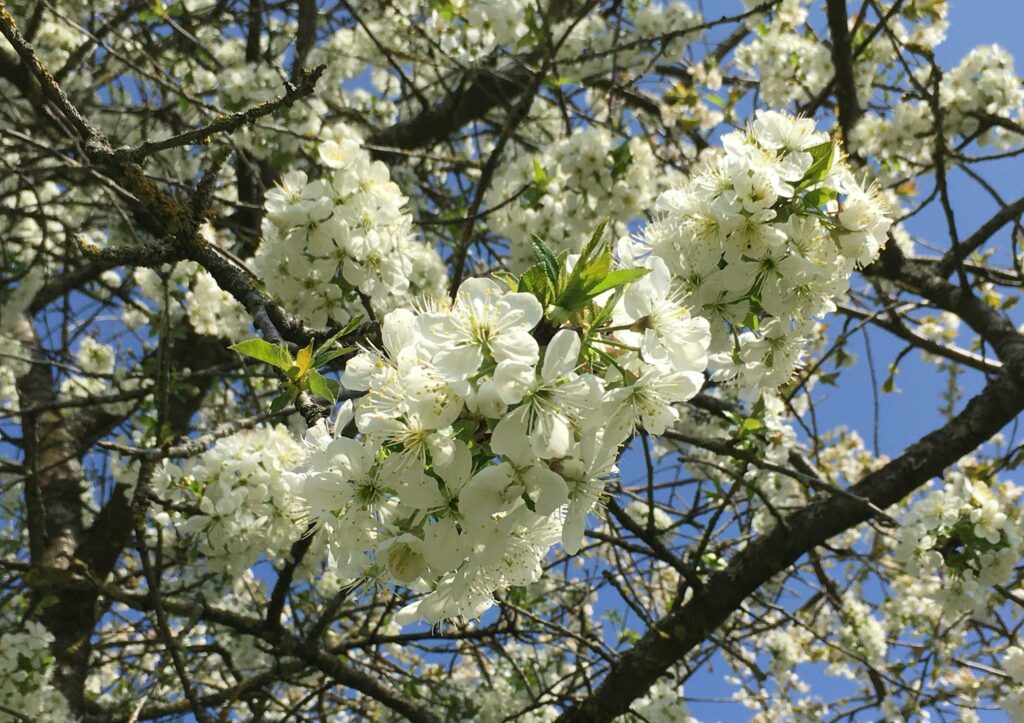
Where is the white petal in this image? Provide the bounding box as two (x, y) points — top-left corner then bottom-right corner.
(422, 517), (468, 573)
(490, 330), (539, 367)
(561, 506), (587, 555)
(490, 408), (534, 466)
(459, 462), (515, 525)
(382, 308), (417, 358)
(492, 360), (535, 404)
(341, 352), (377, 391)
(456, 277), (503, 307)
(531, 412), (572, 459)
(434, 345), (483, 381)
(523, 466), (569, 516)
(499, 292), (543, 330)
(400, 472), (446, 510)
(541, 329), (581, 381)
(471, 379), (508, 419)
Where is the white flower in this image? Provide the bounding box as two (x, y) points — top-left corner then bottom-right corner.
(418, 277), (543, 381)
(604, 367), (704, 443)
(490, 330), (601, 463)
(558, 432), (619, 555)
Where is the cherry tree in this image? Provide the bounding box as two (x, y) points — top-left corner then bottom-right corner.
(1, 0), (1024, 720)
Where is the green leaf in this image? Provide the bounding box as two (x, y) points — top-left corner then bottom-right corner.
(307, 370), (337, 403)
(493, 271), (519, 290)
(518, 265), (554, 307)
(520, 161), (551, 209)
(544, 75), (577, 89)
(313, 347), (355, 368)
(532, 159), (549, 186)
(610, 141), (633, 179)
(585, 267), (650, 297)
(740, 417), (763, 433)
(882, 363), (899, 394)
(577, 218), (609, 267)
(430, 0), (458, 21)
(270, 385), (298, 413)
(553, 222), (617, 312)
(531, 236), (560, 283)
(520, 184), (546, 209)
(797, 141), (835, 189)
(818, 371), (840, 386)
(313, 316), (365, 366)
(558, 245), (612, 311)
(803, 187), (837, 208)
(230, 339), (293, 371)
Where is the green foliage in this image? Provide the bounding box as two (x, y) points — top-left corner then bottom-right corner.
(231, 325), (354, 409)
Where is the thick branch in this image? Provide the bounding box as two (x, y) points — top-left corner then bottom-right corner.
(824, 0), (862, 145)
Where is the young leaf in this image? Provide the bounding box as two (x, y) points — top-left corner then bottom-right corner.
(307, 369), (337, 403)
(493, 271), (520, 291)
(531, 236), (560, 283)
(270, 385), (298, 413)
(558, 248), (607, 311)
(519, 265), (554, 307)
(313, 347), (355, 368)
(585, 267), (650, 297)
(740, 417), (763, 433)
(230, 339), (293, 371)
(797, 141), (835, 189)
(532, 159), (549, 185)
(803, 187), (837, 208)
(295, 342), (314, 378)
(577, 218), (610, 266)
(313, 315), (365, 364)
(610, 141), (633, 179)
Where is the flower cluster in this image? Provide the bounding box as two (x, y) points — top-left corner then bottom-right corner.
(125, 225), (251, 342)
(853, 45), (1024, 176)
(287, 263), (710, 622)
(734, 24), (832, 108)
(640, 110), (892, 392)
(0, 622), (70, 722)
(183, 269), (253, 340)
(252, 133), (447, 329)
(486, 127), (661, 273)
(893, 473), (1024, 616)
(1002, 646), (1024, 721)
(154, 425), (309, 577)
(736, 0), (946, 109)
(556, 1), (700, 78)
(59, 336), (116, 399)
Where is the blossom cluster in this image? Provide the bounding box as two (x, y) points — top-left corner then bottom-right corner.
(0, 622), (70, 722)
(893, 473), (1024, 616)
(736, 0), (948, 109)
(125, 225), (251, 342)
(853, 45), (1024, 176)
(59, 336), (116, 401)
(640, 110), (892, 392)
(485, 127), (661, 273)
(284, 265), (710, 622)
(252, 133), (447, 329)
(153, 425), (309, 577)
(556, 1), (701, 78)
(1003, 646), (1024, 722)
(366, 0), (700, 78)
